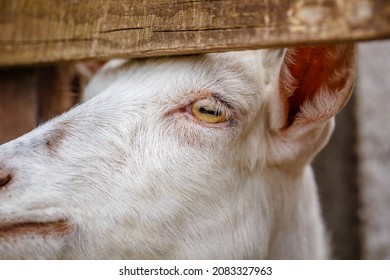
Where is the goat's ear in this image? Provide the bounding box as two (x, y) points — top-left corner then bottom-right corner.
(75, 60), (107, 82)
(268, 44), (356, 164)
(71, 60), (107, 101)
(270, 43), (356, 134)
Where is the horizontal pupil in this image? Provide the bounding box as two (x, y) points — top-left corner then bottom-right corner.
(199, 106), (222, 116)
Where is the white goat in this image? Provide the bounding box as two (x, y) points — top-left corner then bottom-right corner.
(0, 44), (355, 259)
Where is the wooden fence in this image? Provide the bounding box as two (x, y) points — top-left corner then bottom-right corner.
(1, 0), (389, 66)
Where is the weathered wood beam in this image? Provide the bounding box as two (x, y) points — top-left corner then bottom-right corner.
(0, 0), (389, 67)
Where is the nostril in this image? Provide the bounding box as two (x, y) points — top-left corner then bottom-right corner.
(0, 174), (12, 188)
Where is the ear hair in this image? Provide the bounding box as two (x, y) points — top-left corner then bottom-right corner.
(277, 44), (356, 133)
(75, 60), (107, 81)
(266, 44), (356, 166)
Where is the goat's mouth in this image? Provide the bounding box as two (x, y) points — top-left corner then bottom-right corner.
(0, 220), (70, 238)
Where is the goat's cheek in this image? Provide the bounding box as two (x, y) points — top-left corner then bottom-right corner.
(166, 120), (234, 150)
(157, 119), (237, 178)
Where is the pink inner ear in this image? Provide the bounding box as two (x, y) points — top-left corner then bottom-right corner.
(83, 60), (107, 75)
(281, 45), (349, 127)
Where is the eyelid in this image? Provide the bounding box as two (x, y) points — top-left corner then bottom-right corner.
(186, 96), (225, 112)
(165, 91), (238, 127)
(210, 92), (235, 111)
(184, 96), (235, 126)
(190, 99), (229, 122)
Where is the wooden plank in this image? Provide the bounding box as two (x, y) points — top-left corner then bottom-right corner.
(0, 69), (39, 144)
(0, 66), (77, 144)
(313, 95), (360, 259)
(357, 41), (390, 260)
(36, 65), (78, 123)
(0, 0), (389, 67)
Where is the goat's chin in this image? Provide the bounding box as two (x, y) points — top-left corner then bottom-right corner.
(0, 235), (66, 259)
(0, 220), (72, 259)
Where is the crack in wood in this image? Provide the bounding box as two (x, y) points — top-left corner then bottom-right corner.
(0, 38), (93, 46)
(99, 27), (147, 34)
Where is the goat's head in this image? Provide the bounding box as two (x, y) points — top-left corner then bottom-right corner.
(0, 44), (355, 259)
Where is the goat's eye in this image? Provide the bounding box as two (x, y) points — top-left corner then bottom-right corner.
(190, 99), (230, 123)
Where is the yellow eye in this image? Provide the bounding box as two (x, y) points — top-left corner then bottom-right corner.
(190, 99), (230, 124)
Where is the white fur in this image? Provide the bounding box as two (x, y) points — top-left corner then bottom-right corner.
(0, 48), (354, 259)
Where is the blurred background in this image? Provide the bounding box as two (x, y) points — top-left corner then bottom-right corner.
(313, 40), (390, 259)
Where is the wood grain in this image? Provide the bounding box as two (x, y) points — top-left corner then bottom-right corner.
(0, 69), (39, 144)
(0, 66), (77, 144)
(0, 0), (389, 67)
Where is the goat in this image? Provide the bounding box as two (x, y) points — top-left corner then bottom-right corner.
(0, 44), (355, 259)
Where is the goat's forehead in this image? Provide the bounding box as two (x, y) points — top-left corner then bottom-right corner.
(116, 52), (263, 82)
(127, 50), (263, 72)
(84, 50), (268, 102)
